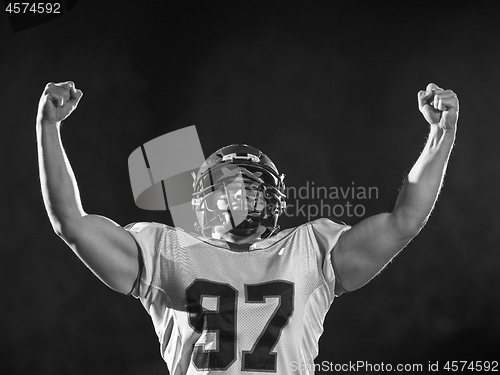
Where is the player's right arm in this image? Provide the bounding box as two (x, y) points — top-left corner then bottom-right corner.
(37, 82), (139, 294)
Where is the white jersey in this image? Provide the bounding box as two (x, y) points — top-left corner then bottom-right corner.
(126, 218), (350, 375)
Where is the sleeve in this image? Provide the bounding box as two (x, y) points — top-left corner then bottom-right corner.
(310, 218), (351, 297)
(124, 222), (165, 299)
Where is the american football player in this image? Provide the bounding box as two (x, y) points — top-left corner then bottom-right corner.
(37, 81), (458, 374)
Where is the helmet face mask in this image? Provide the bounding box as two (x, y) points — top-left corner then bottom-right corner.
(192, 144), (286, 239)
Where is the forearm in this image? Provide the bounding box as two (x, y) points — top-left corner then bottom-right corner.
(393, 126), (456, 235)
(37, 120), (85, 235)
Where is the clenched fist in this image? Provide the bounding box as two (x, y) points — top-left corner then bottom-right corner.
(418, 83), (459, 131)
(37, 81), (83, 125)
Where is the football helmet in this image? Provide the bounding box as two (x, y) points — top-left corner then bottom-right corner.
(192, 144), (286, 239)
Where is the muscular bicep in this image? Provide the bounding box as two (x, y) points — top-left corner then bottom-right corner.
(332, 212), (415, 292)
(58, 214), (140, 294)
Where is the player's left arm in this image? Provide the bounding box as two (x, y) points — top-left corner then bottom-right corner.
(333, 83), (459, 292)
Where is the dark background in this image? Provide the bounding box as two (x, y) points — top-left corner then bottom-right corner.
(1, 1), (499, 374)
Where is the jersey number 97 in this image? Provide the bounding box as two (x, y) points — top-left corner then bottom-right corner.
(186, 280), (295, 371)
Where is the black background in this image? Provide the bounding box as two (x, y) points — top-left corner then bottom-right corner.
(1, 1), (499, 374)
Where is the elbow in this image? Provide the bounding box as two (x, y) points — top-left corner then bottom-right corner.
(52, 223), (64, 238)
(47, 214), (66, 238)
(390, 211), (425, 241)
(56, 222), (83, 244)
(53, 222), (76, 244)
(401, 224), (423, 241)
(50, 214), (84, 243)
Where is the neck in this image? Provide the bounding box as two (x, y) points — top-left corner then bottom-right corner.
(212, 226), (265, 246)
(220, 232), (261, 244)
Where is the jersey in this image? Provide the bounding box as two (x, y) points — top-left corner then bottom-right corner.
(125, 218), (351, 375)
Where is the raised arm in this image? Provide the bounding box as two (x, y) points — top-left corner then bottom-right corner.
(37, 82), (139, 294)
(333, 83), (459, 293)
